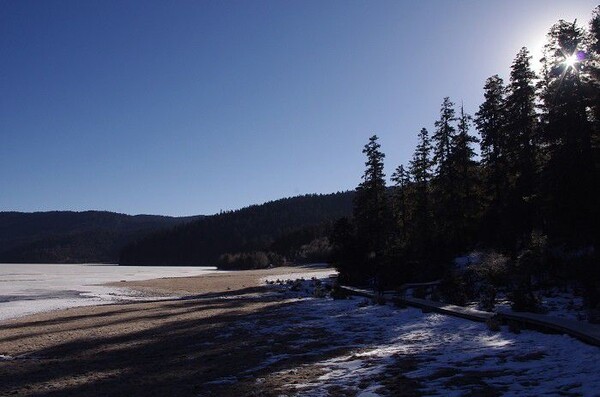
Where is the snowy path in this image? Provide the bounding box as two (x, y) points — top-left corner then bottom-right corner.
(221, 285), (600, 396)
(343, 285), (600, 347)
(499, 309), (600, 347)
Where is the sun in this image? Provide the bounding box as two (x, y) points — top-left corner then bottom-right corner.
(564, 53), (578, 68)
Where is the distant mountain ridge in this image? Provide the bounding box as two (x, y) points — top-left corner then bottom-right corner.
(0, 192), (355, 266)
(0, 211), (201, 263)
(119, 192), (355, 266)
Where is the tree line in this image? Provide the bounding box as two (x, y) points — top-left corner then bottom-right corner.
(0, 211), (197, 263)
(119, 192), (353, 267)
(331, 10), (600, 310)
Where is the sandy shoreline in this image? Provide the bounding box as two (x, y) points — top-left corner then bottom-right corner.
(105, 264), (334, 298)
(0, 265), (336, 396)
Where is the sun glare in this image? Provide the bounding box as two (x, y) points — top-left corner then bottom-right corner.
(563, 50), (586, 70)
(564, 53), (578, 68)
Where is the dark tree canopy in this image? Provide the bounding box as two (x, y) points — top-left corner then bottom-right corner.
(539, 20), (596, 243)
(332, 7), (599, 294)
(120, 192), (354, 267)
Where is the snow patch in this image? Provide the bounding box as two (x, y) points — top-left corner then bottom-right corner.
(237, 282), (600, 396)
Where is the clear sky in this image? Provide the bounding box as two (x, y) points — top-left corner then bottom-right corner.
(1, 0), (597, 216)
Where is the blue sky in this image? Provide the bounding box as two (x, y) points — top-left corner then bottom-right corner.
(1, 0), (597, 216)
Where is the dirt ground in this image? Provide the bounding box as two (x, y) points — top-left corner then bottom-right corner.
(0, 266), (344, 397)
(106, 265), (332, 297)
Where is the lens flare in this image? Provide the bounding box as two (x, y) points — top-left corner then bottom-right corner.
(564, 51), (585, 69)
(564, 53), (578, 68)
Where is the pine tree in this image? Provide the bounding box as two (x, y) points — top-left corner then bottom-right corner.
(431, 97), (460, 255)
(408, 128), (433, 256)
(432, 97), (457, 178)
(448, 105), (480, 251)
(506, 48), (537, 170)
(410, 128), (433, 186)
(475, 75), (513, 246)
(391, 164), (410, 240)
(504, 47), (539, 245)
(539, 21), (589, 148)
(452, 104), (478, 184)
(454, 106), (479, 196)
(353, 135), (390, 284)
(539, 21), (595, 243)
(475, 75), (508, 199)
(391, 164), (410, 188)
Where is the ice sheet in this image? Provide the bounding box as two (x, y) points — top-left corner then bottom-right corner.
(0, 263), (218, 321)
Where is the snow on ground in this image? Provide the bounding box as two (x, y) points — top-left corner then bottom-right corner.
(534, 288), (586, 321)
(0, 263), (218, 322)
(228, 278), (600, 396)
(465, 288), (587, 321)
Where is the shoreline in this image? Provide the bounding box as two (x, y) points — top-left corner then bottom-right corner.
(0, 263), (220, 323)
(0, 264), (335, 324)
(105, 264), (334, 298)
(0, 265), (337, 396)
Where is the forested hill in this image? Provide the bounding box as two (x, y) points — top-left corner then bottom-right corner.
(0, 211), (201, 263)
(119, 192), (354, 266)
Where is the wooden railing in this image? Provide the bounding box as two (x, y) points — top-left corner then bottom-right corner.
(339, 285), (600, 347)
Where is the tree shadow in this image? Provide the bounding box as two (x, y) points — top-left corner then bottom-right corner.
(0, 289), (517, 397)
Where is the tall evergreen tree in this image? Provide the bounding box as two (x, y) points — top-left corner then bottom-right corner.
(448, 104), (480, 248)
(475, 75), (508, 199)
(432, 97), (457, 178)
(504, 47), (539, 245)
(431, 98), (460, 255)
(452, 104), (478, 185)
(506, 48), (537, 173)
(475, 75), (513, 246)
(539, 21), (596, 243)
(391, 164), (410, 241)
(408, 128), (433, 257)
(410, 128), (433, 186)
(353, 135), (390, 283)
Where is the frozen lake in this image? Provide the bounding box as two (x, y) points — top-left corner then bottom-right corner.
(0, 263), (218, 322)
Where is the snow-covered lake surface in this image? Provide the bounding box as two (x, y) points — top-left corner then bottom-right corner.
(0, 263), (218, 322)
